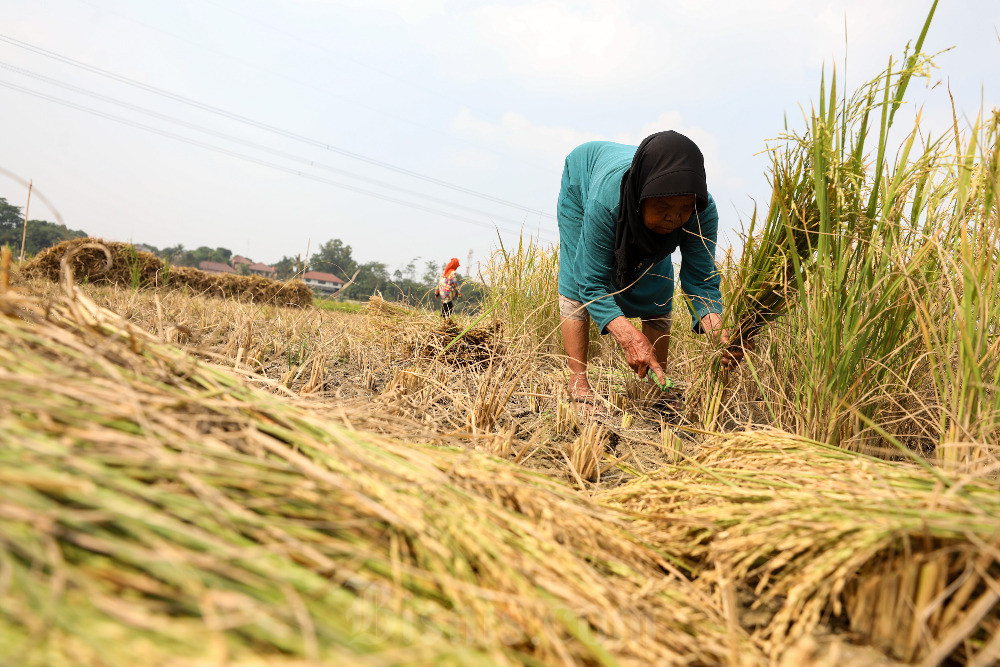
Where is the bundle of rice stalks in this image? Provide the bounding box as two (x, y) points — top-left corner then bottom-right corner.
(723, 5), (936, 350)
(0, 280), (759, 665)
(605, 429), (1000, 664)
(21, 238), (313, 307)
(565, 423), (610, 484)
(416, 318), (505, 368)
(366, 292), (506, 368)
(364, 293), (412, 318)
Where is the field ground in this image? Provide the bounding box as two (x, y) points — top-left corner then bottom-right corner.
(3, 267), (998, 666)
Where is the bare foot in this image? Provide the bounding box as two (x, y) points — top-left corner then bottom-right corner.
(568, 372), (593, 401)
(568, 372), (600, 417)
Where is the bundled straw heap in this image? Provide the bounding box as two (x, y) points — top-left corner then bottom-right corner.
(21, 238), (314, 307)
(415, 319), (505, 368)
(605, 430), (1000, 664)
(0, 277), (757, 665)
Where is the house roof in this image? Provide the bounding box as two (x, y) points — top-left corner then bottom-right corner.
(302, 271), (344, 284)
(231, 255), (252, 265)
(248, 262), (275, 272)
(198, 261), (235, 273)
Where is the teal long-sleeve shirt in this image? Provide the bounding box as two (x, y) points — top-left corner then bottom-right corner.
(556, 140), (723, 334)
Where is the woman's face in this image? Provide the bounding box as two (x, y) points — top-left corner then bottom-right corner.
(641, 195), (697, 234)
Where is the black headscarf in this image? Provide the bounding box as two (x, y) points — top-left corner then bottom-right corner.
(613, 131), (709, 291)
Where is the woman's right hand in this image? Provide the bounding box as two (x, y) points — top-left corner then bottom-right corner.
(606, 316), (665, 384)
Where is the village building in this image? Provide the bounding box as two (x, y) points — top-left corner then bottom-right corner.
(230, 255), (252, 267)
(248, 262), (276, 278)
(198, 260), (235, 275)
(302, 270), (344, 295)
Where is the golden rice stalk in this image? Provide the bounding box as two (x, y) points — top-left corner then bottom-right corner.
(364, 292), (412, 318)
(566, 422), (607, 483)
(722, 6), (937, 352)
(1, 245), (10, 292)
(604, 428), (1000, 664)
(555, 393), (580, 433)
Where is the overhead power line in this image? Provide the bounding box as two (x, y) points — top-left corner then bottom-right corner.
(0, 33), (557, 221)
(71, 0), (554, 177)
(0, 79), (557, 244)
(0, 60), (544, 232)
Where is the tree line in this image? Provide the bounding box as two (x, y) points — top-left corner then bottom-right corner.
(1, 197), (482, 310)
(302, 238), (483, 311)
(0, 197), (88, 256)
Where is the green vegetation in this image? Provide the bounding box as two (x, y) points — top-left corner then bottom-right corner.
(710, 1), (1000, 464)
(0, 197), (88, 256)
(151, 243), (233, 267)
(314, 297), (364, 313)
(309, 237), (485, 311)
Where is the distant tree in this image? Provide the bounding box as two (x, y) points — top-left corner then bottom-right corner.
(191, 247), (215, 264)
(402, 257), (419, 282)
(159, 244), (186, 264)
(0, 198), (22, 230)
(342, 261), (388, 300)
(164, 245), (235, 268)
(0, 219), (87, 256)
(310, 239), (357, 278)
(236, 263), (251, 276)
(273, 256), (298, 280)
(422, 260), (441, 286)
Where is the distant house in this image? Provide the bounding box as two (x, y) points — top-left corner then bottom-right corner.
(302, 270), (344, 295)
(231, 255), (252, 267)
(198, 260), (235, 275)
(248, 262), (276, 278)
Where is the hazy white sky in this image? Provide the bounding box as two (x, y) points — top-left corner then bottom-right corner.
(1, 0), (997, 275)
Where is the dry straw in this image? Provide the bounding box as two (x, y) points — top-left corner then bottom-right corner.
(22, 237), (314, 307)
(565, 422), (607, 483)
(604, 429), (1000, 664)
(0, 273), (756, 665)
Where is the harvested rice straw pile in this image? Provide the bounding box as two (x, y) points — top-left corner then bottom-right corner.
(0, 280), (758, 665)
(604, 430), (1000, 664)
(21, 238), (314, 307)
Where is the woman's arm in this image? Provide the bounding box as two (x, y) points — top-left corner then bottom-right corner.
(678, 198), (745, 368)
(678, 196), (723, 332)
(575, 202), (665, 382)
(574, 201), (627, 333)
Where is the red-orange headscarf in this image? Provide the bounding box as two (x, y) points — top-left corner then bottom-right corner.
(443, 257), (460, 278)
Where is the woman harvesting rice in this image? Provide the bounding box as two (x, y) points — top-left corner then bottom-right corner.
(434, 257), (462, 318)
(557, 130), (743, 403)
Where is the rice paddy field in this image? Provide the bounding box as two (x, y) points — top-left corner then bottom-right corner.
(2, 12), (999, 667)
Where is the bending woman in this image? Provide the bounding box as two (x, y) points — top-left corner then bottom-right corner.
(435, 257), (462, 318)
(556, 130), (742, 401)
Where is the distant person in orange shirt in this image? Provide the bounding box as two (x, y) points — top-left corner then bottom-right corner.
(434, 257), (462, 318)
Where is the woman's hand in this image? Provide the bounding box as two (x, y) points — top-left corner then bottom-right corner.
(699, 313), (750, 369)
(606, 317), (666, 384)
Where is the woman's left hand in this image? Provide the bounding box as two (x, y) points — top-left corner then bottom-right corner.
(699, 313), (748, 369)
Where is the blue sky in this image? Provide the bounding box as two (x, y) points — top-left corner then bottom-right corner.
(1, 0), (997, 276)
